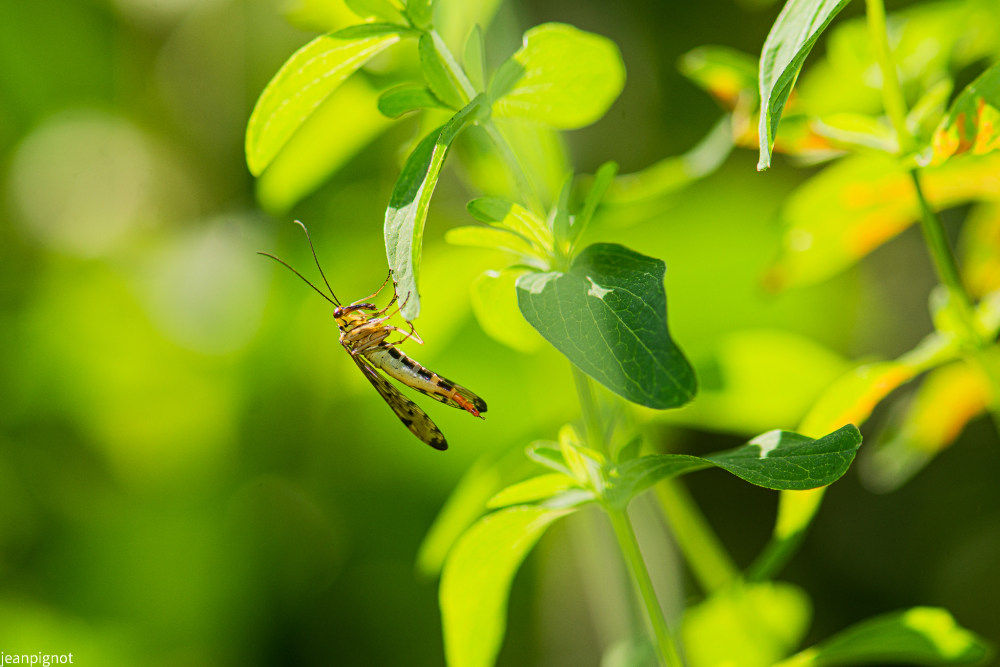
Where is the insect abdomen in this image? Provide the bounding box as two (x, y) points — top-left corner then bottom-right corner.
(366, 346), (488, 417)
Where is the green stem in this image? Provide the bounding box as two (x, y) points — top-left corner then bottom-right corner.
(572, 365), (606, 454)
(607, 507), (684, 667)
(865, 0), (913, 153)
(654, 480), (738, 593)
(428, 28), (545, 214)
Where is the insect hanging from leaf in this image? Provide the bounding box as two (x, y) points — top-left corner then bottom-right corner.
(259, 221), (487, 451)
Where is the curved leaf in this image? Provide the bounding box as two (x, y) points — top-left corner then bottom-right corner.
(440, 506), (573, 667)
(607, 424), (861, 509)
(384, 95), (487, 319)
(929, 61), (1000, 165)
(378, 84), (449, 118)
(775, 607), (991, 666)
(491, 23), (625, 129)
(419, 32), (466, 109)
(245, 25), (405, 175)
(516, 243), (697, 409)
(758, 0), (853, 170)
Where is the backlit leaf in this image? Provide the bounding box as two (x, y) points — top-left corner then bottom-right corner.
(378, 84), (450, 118)
(440, 506), (573, 667)
(385, 95), (487, 320)
(516, 243), (696, 409)
(758, 0), (853, 170)
(246, 25), (406, 175)
(680, 45), (759, 110)
(419, 32), (466, 109)
(491, 23), (625, 129)
(929, 61), (1000, 165)
(765, 152), (1000, 290)
(775, 607), (991, 666)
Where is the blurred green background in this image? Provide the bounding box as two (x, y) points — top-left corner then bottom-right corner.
(1, 0), (998, 665)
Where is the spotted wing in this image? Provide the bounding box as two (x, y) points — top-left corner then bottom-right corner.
(351, 354), (448, 451)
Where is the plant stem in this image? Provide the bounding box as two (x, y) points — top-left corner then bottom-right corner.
(607, 507), (684, 667)
(865, 0), (913, 153)
(428, 29), (545, 214)
(654, 480), (738, 593)
(572, 365), (606, 454)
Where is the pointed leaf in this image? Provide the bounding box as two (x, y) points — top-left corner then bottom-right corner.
(246, 26), (405, 175)
(419, 32), (466, 109)
(706, 424), (861, 490)
(405, 0), (434, 29)
(445, 226), (539, 258)
(929, 61), (1000, 165)
(378, 84), (450, 118)
(462, 24), (486, 92)
(385, 95), (487, 319)
(570, 161), (617, 244)
(606, 425), (861, 509)
(525, 441), (571, 476)
(486, 473), (580, 508)
(775, 607), (991, 666)
(491, 23), (625, 129)
(758, 0), (854, 170)
(441, 506), (573, 667)
(516, 243), (697, 409)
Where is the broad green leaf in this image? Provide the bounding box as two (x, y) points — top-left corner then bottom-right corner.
(419, 32), (466, 109)
(417, 449), (537, 577)
(246, 26), (405, 175)
(929, 61), (1000, 165)
(378, 84), (449, 118)
(440, 506), (573, 667)
(758, 0), (853, 170)
(516, 243), (696, 409)
(682, 581), (812, 667)
(775, 607), (991, 666)
(608, 425), (861, 510)
(256, 77), (394, 213)
(486, 473), (580, 508)
(705, 424), (861, 490)
(462, 24), (486, 92)
(811, 113), (897, 153)
(679, 45), (759, 110)
(385, 96), (487, 320)
(764, 152), (1000, 290)
(405, 0), (434, 29)
(862, 362), (989, 492)
(491, 23), (625, 129)
(468, 269), (544, 353)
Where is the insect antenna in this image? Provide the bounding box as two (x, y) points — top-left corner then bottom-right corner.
(292, 220), (341, 306)
(258, 251), (339, 307)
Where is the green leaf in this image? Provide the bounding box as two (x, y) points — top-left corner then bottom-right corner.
(683, 581), (812, 667)
(491, 23), (625, 129)
(571, 161), (618, 244)
(551, 172), (573, 249)
(606, 425), (860, 509)
(468, 269), (544, 352)
(679, 45), (759, 109)
(378, 84), (449, 118)
(419, 32), (466, 109)
(246, 26), (405, 175)
(516, 243), (696, 409)
(384, 96), (487, 320)
(486, 473), (580, 508)
(440, 506), (573, 667)
(775, 607), (991, 666)
(525, 441), (571, 476)
(758, 0), (853, 170)
(929, 61), (1000, 165)
(705, 424), (861, 490)
(466, 197), (551, 255)
(405, 0), (434, 29)
(462, 24), (486, 92)
(256, 77), (395, 213)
